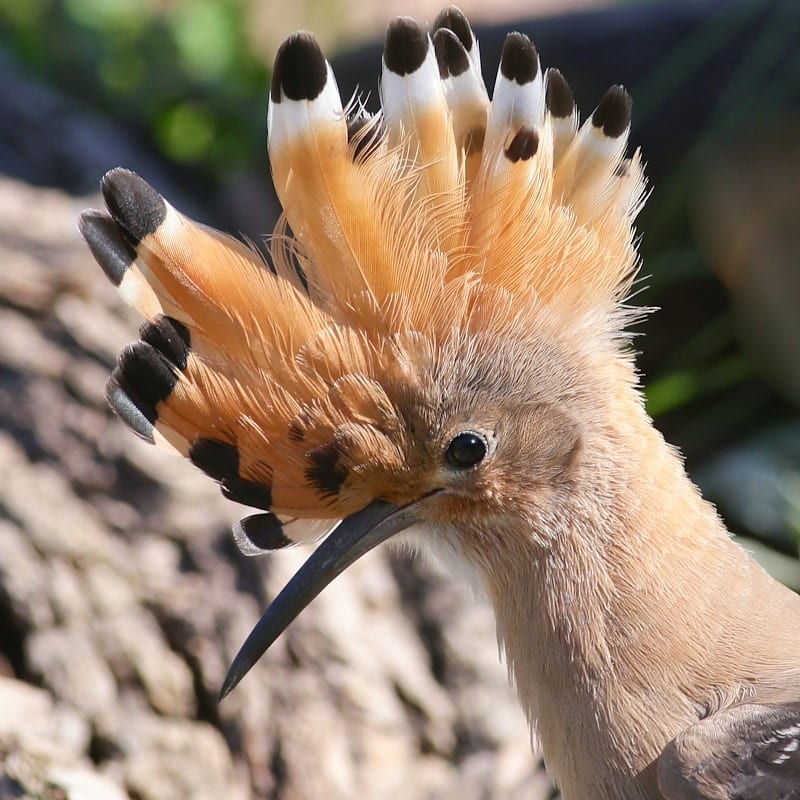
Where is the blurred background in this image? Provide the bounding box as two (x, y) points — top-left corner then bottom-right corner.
(0, 0), (798, 798)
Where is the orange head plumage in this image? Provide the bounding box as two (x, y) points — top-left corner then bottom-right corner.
(80, 8), (646, 694)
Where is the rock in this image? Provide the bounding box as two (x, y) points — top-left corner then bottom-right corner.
(0, 677), (90, 761)
(0, 677), (128, 800)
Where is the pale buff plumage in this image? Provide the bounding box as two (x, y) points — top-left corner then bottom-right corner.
(80, 8), (800, 799)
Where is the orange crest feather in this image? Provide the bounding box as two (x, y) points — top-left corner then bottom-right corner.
(81, 9), (645, 541)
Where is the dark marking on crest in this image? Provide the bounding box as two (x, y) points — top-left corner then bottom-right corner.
(189, 437), (240, 482)
(384, 17), (428, 76)
(433, 28), (470, 79)
(140, 316), (191, 371)
(271, 32), (328, 103)
(79, 210), (135, 287)
(221, 477), (273, 511)
(500, 32), (538, 85)
(105, 374), (155, 442)
(305, 443), (348, 497)
(505, 127), (539, 162)
(545, 68), (575, 119)
(101, 169), (167, 245)
(235, 514), (292, 551)
(592, 86), (632, 138)
(113, 341), (178, 425)
(433, 6), (474, 52)
(190, 438), (273, 510)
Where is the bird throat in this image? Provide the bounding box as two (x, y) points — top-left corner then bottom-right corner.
(482, 408), (731, 798)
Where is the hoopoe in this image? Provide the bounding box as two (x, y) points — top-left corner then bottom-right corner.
(80, 8), (800, 799)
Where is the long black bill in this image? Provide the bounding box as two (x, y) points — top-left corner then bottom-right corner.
(219, 499), (421, 700)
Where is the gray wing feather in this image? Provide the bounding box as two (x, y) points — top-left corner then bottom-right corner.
(657, 702), (800, 800)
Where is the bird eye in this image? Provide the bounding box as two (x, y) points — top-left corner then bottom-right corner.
(445, 431), (488, 469)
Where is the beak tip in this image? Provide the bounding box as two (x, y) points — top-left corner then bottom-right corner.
(218, 674), (238, 703)
(216, 499), (418, 701)
(219, 648), (257, 702)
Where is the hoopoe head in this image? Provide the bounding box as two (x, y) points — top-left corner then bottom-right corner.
(81, 8), (645, 694)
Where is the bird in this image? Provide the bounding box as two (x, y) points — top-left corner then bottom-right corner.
(79, 7), (800, 799)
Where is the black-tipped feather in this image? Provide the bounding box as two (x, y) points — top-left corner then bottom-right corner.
(105, 375), (155, 442)
(79, 211), (135, 287)
(221, 477), (273, 511)
(500, 33), (539, 84)
(384, 17), (428, 76)
(115, 341), (178, 419)
(592, 86), (632, 138)
(505, 128), (539, 163)
(189, 438), (273, 510)
(305, 443), (348, 498)
(234, 514), (294, 554)
(433, 28), (470, 79)
(101, 168), (167, 245)
(139, 316), (191, 371)
(433, 6), (474, 52)
(189, 437), (239, 482)
(545, 69), (575, 119)
(270, 32), (328, 103)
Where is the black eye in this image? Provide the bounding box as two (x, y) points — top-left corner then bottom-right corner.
(445, 431), (488, 469)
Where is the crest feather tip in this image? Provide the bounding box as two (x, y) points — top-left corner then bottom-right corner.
(105, 373), (155, 443)
(221, 479), (274, 511)
(488, 33), (545, 152)
(115, 341), (178, 416)
(433, 7), (474, 53)
(545, 68), (575, 119)
(271, 32), (328, 103)
(500, 32), (539, 85)
(234, 514), (293, 555)
(101, 168), (166, 245)
(433, 27), (470, 80)
(384, 17), (429, 76)
(79, 210), (135, 287)
(189, 437), (240, 483)
(591, 85), (632, 138)
(139, 315), (191, 372)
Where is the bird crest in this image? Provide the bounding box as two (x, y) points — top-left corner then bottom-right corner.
(81, 8), (644, 548)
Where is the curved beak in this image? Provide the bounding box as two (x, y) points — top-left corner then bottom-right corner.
(219, 499), (422, 700)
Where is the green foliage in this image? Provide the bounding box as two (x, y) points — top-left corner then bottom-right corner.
(635, 0), (800, 432)
(0, 0), (268, 175)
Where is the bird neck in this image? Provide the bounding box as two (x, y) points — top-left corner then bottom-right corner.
(484, 382), (793, 799)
